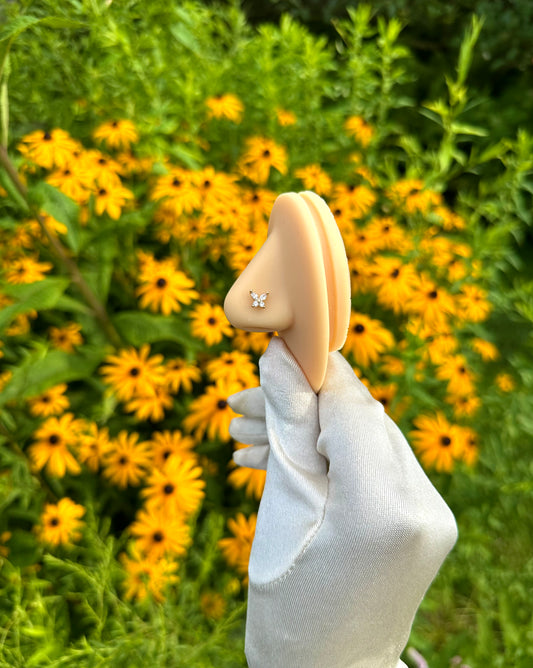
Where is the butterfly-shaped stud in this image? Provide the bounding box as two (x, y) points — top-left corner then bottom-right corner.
(250, 290), (269, 308)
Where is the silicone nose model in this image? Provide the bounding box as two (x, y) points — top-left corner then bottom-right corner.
(224, 191), (351, 392)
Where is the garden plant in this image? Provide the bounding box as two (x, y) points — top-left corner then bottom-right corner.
(0, 2), (532, 667)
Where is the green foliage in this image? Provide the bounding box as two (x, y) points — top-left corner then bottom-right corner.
(0, 2), (532, 666)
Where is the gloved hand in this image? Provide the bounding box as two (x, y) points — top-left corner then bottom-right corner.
(228, 337), (457, 668)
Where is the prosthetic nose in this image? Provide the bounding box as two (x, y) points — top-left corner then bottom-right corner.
(224, 191), (351, 392)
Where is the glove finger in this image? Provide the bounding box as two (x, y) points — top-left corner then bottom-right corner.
(227, 386), (266, 418)
(229, 416), (269, 445)
(233, 444), (270, 470)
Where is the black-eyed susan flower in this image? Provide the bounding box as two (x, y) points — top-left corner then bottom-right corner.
(28, 383), (70, 417)
(410, 412), (466, 473)
(92, 180), (134, 220)
(232, 330), (274, 355)
(148, 430), (196, 470)
(142, 455), (205, 517)
(164, 359), (201, 394)
(436, 355), (476, 397)
(28, 413), (83, 477)
(471, 338), (499, 362)
(459, 427), (479, 467)
(371, 256), (418, 314)
(407, 275), (456, 327)
(205, 351), (258, 387)
(5, 256), (53, 284)
(228, 445), (266, 500)
(136, 259), (199, 315)
(200, 591), (227, 620)
(124, 384), (174, 422)
(228, 229), (267, 273)
(100, 345), (165, 402)
(37, 497), (85, 547)
(218, 513), (257, 580)
(205, 93), (244, 122)
(182, 380), (242, 442)
(18, 129), (79, 169)
(343, 312), (394, 368)
(238, 137), (288, 185)
(121, 547), (179, 602)
(294, 164), (332, 196)
(46, 165), (88, 203)
(78, 423), (112, 472)
(195, 166), (239, 208)
(456, 284), (491, 323)
(495, 372), (515, 392)
(331, 182), (376, 219)
(129, 506), (190, 560)
(275, 108), (296, 126)
(348, 257), (374, 295)
(344, 115), (374, 146)
(190, 303), (233, 346)
(365, 216), (410, 252)
(150, 167), (201, 217)
(446, 393), (481, 418)
(48, 322), (83, 353)
(102, 431), (152, 488)
(93, 119), (139, 150)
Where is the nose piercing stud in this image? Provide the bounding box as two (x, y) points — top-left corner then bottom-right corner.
(250, 290), (269, 308)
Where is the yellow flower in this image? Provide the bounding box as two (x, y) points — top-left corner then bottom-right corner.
(136, 259), (199, 315)
(92, 181), (134, 220)
(150, 167), (201, 216)
(5, 256), (53, 284)
(190, 303), (233, 346)
(18, 129), (79, 169)
(100, 345), (166, 402)
(407, 275), (455, 327)
(28, 384), (70, 417)
(232, 330), (274, 355)
(228, 229), (267, 273)
(93, 119), (139, 150)
(410, 413), (466, 473)
(331, 183), (376, 220)
(148, 430), (197, 470)
(28, 413), (83, 477)
(459, 427), (479, 467)
(436, 355), (476, 397)
(238, 137), (288, 184)
(200, 591), (227, 620)
(446, 393), (481, 418)
(471, 338), (499, 361)
(456, 285), (491, 323)
(218, 513), (257, 580)
(294, 164), (332, 196)
(102, 431), (152, 488)
(78, 423), (112, 472)
(37, 498), (85, 547)
(365, 217), (410, 252)
(228, 444), (266, 500)
(182, 380), (242, 442)
(344, 116), (374, 146)
(387, 179), (441, 214)
(129, 506), (191, 560)
(121, 548), (179, 602)
(46, 165), (88, 203)
(370, 256), (418, 314)
(205, 93), (244, 122)
(276, 108), (296, 126)
(205, 351), (258, 387)
(142, 455), (205, 517)
(48, 322), (83, 352)
(164, 359), (202, 394)
(343, 312), (394, 368)
(495, 372), (515, 392)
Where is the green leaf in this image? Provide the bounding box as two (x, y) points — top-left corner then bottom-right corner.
(112, 311), (202, 349)
(0, 348), (103, 407)
(32, 182), (80, 253)
(6, 530), (40, 568)
(450, 122), (488, 137)
(0, 16), (85, 43)
(0, 277), (70, 333)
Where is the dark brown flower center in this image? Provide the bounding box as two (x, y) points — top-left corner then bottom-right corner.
(354, 324), (365, 334)
(172, 177), (182, 187)
(152, 531), (164, 543)
(49, 517), (60, 526)
(129, 367), (140, 377)
(98, 188), (107, 196)
(48, 434), (60, 445)
(118, 456), (128, 465)
(440, 436), (451, 447)
(207, 317), (217, 325)
(217, 399), (228, 410)
(43, 131), (52, 141)
(262, 149), (271, 158)
(163, 483), (175, 495)
(428, 290), (438, 299)
(391, 268), (400, 278)
(111, 120), (119, 128)
(98, 158), (107, 165)
(162, 450), (171, 460)
(203, 180), (212, 188)
(156, 278), (167, 288)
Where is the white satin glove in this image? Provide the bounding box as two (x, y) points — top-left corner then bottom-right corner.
(228, 338), (457, 668)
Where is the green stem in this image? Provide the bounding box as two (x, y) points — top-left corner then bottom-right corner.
(0, 146), (123, 348)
